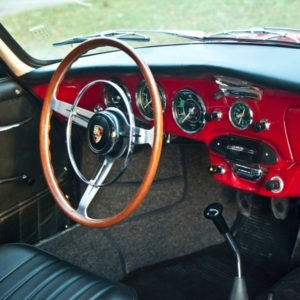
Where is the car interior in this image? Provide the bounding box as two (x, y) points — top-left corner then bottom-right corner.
(1, 18), (300, 300)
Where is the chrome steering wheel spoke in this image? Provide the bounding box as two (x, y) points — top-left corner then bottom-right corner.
(50, 95), (94, 128)
(76, 156), (114, 217)
(133, 127), (154, 147)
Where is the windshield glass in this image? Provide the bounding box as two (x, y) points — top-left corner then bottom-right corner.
(1, 0), (300, 60)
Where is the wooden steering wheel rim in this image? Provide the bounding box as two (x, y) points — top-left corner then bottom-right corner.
(40, 38), (163, 228)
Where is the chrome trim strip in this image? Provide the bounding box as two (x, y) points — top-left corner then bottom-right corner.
(219, 84), (262, 96)
(215, 75), (263, 101)
(231, 163), (266, 182)
(0, 174), (32, 184)
(0, 116), (32, 132)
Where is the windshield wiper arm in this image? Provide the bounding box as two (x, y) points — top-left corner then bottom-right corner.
(155, 30), (205, 40)
(53, 29), (208, 47)
(206, 27), (300, 44)
(53, 30), (150, 46)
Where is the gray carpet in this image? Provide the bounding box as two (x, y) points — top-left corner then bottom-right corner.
(39, 143), (238, 280)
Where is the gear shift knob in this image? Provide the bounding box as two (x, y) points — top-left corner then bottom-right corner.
(204, 203), (229, 235)
(204, 203), (249, 300)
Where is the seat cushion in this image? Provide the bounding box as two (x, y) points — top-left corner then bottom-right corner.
(0, 243), (137, 300)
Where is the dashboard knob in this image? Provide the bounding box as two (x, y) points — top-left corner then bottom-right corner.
(214, 91), (225, 99)
(265, 177), (283, 192)
(22, 175), (35, 186)
(204, 110), (222, 122)
(252, 119), (270, 132)
(208, 165), (225, 175)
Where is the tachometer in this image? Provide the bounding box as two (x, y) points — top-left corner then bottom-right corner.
(229, 101), (253, 130)
(172, 89), (206, 133)
(136, 80), (166, 120)
(104, 79), (131, 111)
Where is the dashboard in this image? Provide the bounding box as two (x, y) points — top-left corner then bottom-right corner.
(26, 43), (300, 199)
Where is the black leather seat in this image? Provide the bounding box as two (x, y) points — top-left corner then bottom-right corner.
(0, 244), (137, 300)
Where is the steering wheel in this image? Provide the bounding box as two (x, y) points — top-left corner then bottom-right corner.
(40, 38), (163, 228)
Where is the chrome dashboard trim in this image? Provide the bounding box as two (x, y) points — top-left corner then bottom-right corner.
(215, 75), (263, 101)
(269, 176), (284, 193)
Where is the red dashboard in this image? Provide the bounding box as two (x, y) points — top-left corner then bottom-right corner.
(33, 72), (300, 198)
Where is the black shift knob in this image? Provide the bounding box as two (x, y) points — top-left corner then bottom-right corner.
(204, 203), (229, 235)
(265, 179), (280, 191)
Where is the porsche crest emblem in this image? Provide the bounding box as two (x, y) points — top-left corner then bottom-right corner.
(93, 125), (103, 143)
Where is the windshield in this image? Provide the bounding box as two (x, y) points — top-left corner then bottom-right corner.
(1, 0), (300, 61)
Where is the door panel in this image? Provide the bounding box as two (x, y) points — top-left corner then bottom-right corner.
(0, 73), (77, 244)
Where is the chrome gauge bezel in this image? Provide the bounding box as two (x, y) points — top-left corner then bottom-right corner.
(172, 89), (206, 134)
(104, 79), (131, 110)
(229, 101), (253, 130)
(135, 80), (166, 121)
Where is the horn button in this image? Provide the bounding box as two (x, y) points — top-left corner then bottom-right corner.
(87, 113), (118, 155)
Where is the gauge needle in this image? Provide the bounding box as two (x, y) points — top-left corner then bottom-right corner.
(144, 99), (152, 109)
(236, 109), (245, 124)
(179, 107), (195, 124)
(236, 109), (245, 118)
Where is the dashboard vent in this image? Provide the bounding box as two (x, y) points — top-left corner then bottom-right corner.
(215, 75), (263, 100)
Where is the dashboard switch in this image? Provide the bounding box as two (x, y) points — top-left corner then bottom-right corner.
(204, 110), (222, 122)
(252, 119), (270, 132)
(265, 177), (283, 193)
(208, 165), (225, 175)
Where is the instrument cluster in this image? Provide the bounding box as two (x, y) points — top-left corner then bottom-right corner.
(103, 79), (209, 134)
(33, 73), (300, 198)
(103, 77), (264, 135)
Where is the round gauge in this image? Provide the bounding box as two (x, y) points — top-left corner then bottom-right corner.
(229, 101), (253, 130)
(104, 79), (131, 111)
(172, 89), (206, 133)
(136, 80), (166, 120)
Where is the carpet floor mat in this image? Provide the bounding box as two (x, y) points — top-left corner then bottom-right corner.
(38, 144), (238, 280)
(121, 197), (300, 300)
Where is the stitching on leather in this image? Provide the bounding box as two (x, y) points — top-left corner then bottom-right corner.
(27, 267), (73, 300)
(4, 260), (60, 300)
(84, 285), (115, 300)
(49, 274), (87, 300)
(0, 252), (40, 283)
(70, 279), (105, 300)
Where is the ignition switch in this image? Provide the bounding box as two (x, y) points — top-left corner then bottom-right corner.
(208, 165), (226, 175)
(204, 110), (222, 122)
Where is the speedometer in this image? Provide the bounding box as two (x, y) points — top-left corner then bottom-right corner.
(172, 89), (206, 133)
(136, 80), (166, 120)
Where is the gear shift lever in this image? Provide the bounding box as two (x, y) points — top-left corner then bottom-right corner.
(204, 203), (249, 300)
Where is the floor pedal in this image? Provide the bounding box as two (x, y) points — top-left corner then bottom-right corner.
(237, 191), (254, 217)
(271, 198), (289, 220)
